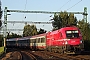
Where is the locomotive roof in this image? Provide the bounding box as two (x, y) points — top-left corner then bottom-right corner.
(60, 26), (79, 31)
(47, 26), (79, 35)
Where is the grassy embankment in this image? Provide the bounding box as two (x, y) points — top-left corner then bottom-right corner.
(0, 46), (4, 56)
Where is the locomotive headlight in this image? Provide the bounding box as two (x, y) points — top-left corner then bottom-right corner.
(65, 41), (68, 44)
(80, 40), (82, 43)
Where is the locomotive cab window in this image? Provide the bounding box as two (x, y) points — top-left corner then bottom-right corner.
(66, 30), (79, 39)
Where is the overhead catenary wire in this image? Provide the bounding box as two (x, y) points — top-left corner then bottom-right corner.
(21, 0), (27, 22)
(24, 0), (27, 11)
(66, 0), (82, 11)
(57, 0), (71, 12)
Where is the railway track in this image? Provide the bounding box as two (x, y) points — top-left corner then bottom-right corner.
(1, 51), (22, 60)
(29, 51), (90, 60)
(20, 51), (37, 60)
(1, 48), (90, 60)
(44, 51), (90, 60)
(28, 51), (60, 60)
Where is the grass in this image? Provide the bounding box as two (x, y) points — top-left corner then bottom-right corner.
(0, 46), (4, 56)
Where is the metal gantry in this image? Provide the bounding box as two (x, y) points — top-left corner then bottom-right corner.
(7, 9), (85, 14)
(7, 21), (52, 24)
(3, 7), (88, 53)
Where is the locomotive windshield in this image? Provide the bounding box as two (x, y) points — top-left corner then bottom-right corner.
(66, 30), (79, 39)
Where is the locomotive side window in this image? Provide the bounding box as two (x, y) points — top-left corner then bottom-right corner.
(66, 30), (79, 39)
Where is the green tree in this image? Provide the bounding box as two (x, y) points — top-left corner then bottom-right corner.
(77, 20), (90, 40)
(77, 19), (90, 51)
(52, 13), (62, 30)
(30, 25), (37, 36)
(38, 28), (47, 34)
(68, 13), (77, 26)
(7, 32), (22, 39)
(23, 24), (37, 37)
(52, 11), (77, 30)
(60, 11), (68, 27)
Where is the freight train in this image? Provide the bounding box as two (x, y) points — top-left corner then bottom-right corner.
(6, 26), (84, 54)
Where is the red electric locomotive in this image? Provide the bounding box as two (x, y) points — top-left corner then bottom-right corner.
(46, 26), (84, 54)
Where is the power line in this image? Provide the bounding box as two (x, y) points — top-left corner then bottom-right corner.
(24, 0), (27, 10)
(22, 0), (27, 20)
(57, 0), (71, 11)
(66, 0), (82, 11)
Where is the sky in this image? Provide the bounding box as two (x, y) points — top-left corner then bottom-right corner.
(1, 0), (90, 35)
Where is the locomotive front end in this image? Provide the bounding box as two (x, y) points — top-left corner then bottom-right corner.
(64, 28), (84, 54)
